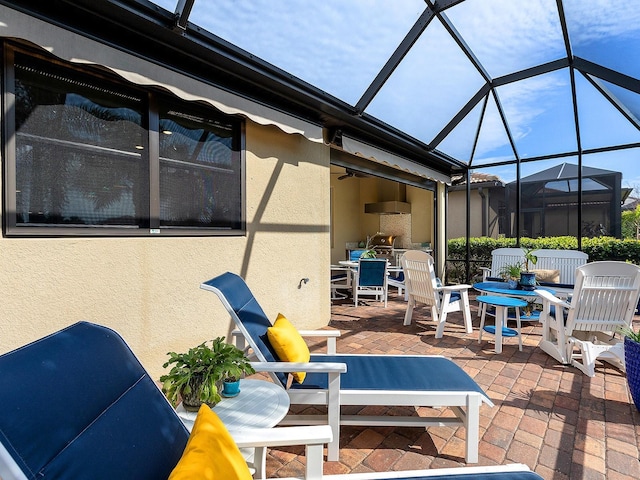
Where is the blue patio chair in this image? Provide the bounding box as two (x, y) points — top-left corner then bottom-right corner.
(354, 258), (388, 306)
(201, 272), (495, 464)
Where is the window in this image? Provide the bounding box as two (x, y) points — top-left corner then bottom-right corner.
(5, 48), (244, 236)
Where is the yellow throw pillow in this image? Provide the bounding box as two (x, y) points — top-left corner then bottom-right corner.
(532, 269), (560, 283)
(169, 404), (252, 480)
(267, 313), (310, 383)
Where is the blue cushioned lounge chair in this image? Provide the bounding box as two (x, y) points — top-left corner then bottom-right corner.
(201, 272), (495, 464)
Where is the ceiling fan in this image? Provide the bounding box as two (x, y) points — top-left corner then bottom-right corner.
(334, 168), (368, 180)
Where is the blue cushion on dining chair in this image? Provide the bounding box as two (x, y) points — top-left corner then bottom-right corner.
(435, 277), (460, 303)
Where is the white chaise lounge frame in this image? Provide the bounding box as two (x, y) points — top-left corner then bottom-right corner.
(201, 273), (494, 464)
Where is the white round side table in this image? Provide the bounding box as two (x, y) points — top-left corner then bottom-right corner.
(175, 379), (290, 479)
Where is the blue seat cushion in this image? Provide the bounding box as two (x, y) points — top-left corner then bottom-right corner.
(448, 291), (461, 302)
(291, 355), (489, 401)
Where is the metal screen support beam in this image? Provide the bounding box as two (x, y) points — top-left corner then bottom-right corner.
(355, 7), (436, 113)
(173, 0), (195, 32)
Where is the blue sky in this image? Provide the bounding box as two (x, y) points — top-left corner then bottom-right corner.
(151, 0), (640, 189)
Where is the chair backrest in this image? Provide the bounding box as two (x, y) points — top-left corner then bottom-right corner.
(201, 272), (288, 387)
(401, 250), (440, 308)
(356, 258), (387, 287)
(488, 248), (526, 278)
(534, 249), (588, 284)
(0, 322), (189, 480)
(566, 261), (640, 334)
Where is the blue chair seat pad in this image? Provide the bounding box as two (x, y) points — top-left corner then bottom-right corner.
(291, 355), (489, 400)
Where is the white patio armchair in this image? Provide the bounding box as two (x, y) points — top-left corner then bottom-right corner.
(400, 250), (473, 337)
(536, 261), (640, 377)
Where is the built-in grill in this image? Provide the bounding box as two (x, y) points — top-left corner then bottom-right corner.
(369, 234), (397, 263)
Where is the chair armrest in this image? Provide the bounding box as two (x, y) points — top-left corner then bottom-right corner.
(441, 284), (471, 292)
(298, 330), (340, 354)
(480, 267), (491, 281)
(535, 288), (571, 309)
(233, 425), (332, 449)
(250, 361), (347, 374)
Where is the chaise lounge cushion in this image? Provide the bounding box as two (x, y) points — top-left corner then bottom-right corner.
(292, 354), (488, 397)
(169, 405), (252, 480)
(0, 321), (189, 479)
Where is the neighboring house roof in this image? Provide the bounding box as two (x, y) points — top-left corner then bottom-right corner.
(515, 162), (621, 184)
(623, 196), (640, 211)
(450, 172), (505, 190)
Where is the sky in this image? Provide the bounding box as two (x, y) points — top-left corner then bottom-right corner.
(150, 0), (640, 189)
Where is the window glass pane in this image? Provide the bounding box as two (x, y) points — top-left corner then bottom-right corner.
(14, 54), (147, 228)
(159, 105), (242, 229)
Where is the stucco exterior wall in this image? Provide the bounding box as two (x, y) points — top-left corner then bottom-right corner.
(0, 121), (331, 380)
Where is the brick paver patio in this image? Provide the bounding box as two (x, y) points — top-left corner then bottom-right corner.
(262, 290), (640, 479)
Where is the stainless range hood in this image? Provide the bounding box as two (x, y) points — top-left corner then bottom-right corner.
(364, 183), (411, 214)
(364, 200), (411, 214)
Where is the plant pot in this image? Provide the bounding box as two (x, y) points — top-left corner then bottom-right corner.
(181, 378), (222, 411)
(519, 271), (536, 291)
(625, 337), (640, 412)
(222, 379), (241, 398)
(507, 279), (519, 289)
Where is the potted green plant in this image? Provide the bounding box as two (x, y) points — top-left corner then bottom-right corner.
(160, 337), (255, 411)
(500, 263), (521, 289)
(621, 326), (640, 411)
(519, 248), (538, 291)
(361, 235), (377, 259)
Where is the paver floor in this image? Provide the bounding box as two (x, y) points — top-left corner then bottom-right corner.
(261, 291), (640, 479)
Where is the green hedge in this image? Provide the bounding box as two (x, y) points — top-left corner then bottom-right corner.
(446, 236), (640, 284)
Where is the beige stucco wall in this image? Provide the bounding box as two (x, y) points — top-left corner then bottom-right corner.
(447, 190), (469, 239)
(0, 121), (331, 380)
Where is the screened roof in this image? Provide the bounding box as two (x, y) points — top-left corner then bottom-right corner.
(15, 0), (639, 185)
(144, 0), (640, 186)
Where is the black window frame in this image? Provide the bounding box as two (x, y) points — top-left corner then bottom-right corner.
(3, 44), (246, 237)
